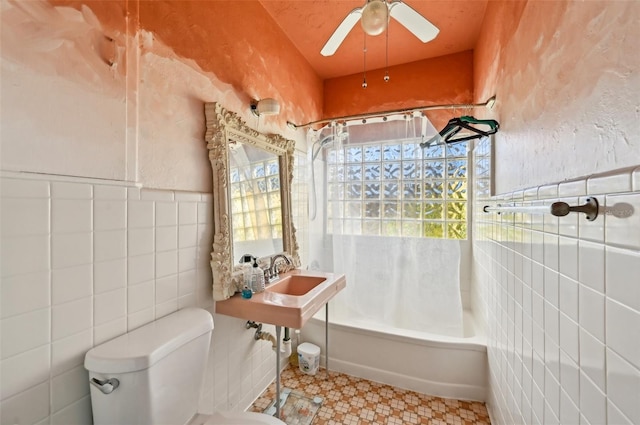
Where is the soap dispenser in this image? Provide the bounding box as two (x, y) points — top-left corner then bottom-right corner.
(252, 259), (266, 293)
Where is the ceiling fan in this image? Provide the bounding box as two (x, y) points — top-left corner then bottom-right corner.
(321, 0), (439, 57)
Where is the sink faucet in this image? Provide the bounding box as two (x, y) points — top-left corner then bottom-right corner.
(267, 254), (292, 282)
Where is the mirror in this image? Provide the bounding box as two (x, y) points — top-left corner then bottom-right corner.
(204, 103), (299, 300)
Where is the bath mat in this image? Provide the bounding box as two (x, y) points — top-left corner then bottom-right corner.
(263, 387), (322, 425)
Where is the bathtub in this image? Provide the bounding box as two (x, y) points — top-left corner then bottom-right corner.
(301, 309), (487, 401)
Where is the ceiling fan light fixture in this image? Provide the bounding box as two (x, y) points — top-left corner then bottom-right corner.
(361, 0), (388, 36)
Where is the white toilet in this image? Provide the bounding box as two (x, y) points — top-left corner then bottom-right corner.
(84, 308), (284, 425)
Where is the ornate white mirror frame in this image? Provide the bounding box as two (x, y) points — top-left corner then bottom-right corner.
(204, 103), (300, 300)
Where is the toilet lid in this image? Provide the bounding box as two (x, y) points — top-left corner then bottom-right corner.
(205, 411), (286, 425)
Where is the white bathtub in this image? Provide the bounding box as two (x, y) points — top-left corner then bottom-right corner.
(301, 309), (487, 401)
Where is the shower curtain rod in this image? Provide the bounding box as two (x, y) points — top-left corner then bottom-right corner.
(286, 96), (496, 130)
(483, 198), (600, 221)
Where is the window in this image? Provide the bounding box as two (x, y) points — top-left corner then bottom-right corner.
(327, 140), (468, 239)
(229, 158), (282, 242)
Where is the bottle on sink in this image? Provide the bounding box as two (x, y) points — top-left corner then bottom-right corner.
(251, 258), (266, 293)
(240, 254), (255, 292)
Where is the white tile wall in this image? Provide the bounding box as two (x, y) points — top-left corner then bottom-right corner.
(473, 139), (640, 425)
(0, 175), (280, 424)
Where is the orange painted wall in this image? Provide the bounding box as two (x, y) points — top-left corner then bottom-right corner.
(323, 50), (474, 129)
(51, 0), (324, 126)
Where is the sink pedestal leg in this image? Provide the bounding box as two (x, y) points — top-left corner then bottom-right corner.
(275, 325), (282, 419)
(325, 304), (329, 379)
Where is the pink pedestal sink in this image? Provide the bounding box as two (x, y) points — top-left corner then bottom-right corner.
(215, 269), (346, 328)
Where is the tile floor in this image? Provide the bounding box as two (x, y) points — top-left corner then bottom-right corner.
(251, 366), (491, 425)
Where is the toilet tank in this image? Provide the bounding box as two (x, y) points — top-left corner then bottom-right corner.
(85, 308), (214, 425)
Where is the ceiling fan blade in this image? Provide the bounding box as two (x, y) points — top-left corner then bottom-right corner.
(321, 8), (362, 56)
(389, 1), (439, 43)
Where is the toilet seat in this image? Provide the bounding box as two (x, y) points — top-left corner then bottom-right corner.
(203, 411), (286, 425)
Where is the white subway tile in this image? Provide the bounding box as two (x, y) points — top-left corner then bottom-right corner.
(1, 271), (50, 318)
(607, 348), (640, 424)
(51, 182), (92, 199)
(587, 171), (632, 195)
(179, 270), (197, 297)
(545, 336), (560, 380)
(127, 187), (141, 200)
(0, 178), (49, 198)
(128, 227), (154, 256)
(559, 350), (579, 406)
(128, 307), (155, 331)
(155, 226), (178, 252)
(544, 369), (560, 423)
(1, 234), (50, 278)
(606, 246), (640, 311)
(633, 167), (640, 191)
(578, 196), (605, 243)
(544, 301), (559, 344)
(559, 313), (579, 363)
(128, 253), (155, 285)
(94, 258), (126, 294)
(198, 201), (212, 224)
(93, 185), (126, 200)
(128, 200), (154, 228)
(558, 180), (586, 198)
(178, 293), (197, 309)
(51, 199), (91, 233)
(140, 188), (173, 201)
(155, 275), (178, 304)
(1, 308), (50, 360)
(51, 365), (89, 413)
(52, 297), (92, 341)
(578, 240), (605, 293)
(0, 381), (49, 425)
(179, 247), (197, 273)
(605, 192), (640, 250)
(94, 288), (126, 326)
(579, 372), (607, 425)
(559, 275), (578, 322)
(179, 202), (198, 225)
(94, 229), (126, 262)
(156, 250), (178, 278)
(580, 328), (606, 391)
(544, 269), (559, 308)
(175, 192), (200, 202)
(94, 199), (126, 230)
(1, 197), (50, 236)
(608, 400), (634, 425)
(50, 395), (92, 425)
(558, 198), (579, 237)
(606, 298), (640, 369)
(579, 285), (605, 342)
(52, 264), (92, 305)
(559, 389), (579, 425)
(544, 234), (559, 271)
(558, 237), (578, 280)
(128, 280), (154, 313)
(156, 202), (178, 227)
(155, 299), (178, 319)
(538, 184), (558, 199)
(94, 317), (126, 346)
(179, 224), (197, 248)
(51, 329), (92, 376)
(51, 232), (92, 269)
(0, 345), (50, 399)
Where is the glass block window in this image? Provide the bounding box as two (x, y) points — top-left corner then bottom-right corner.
(229, 158), (282, 242)
(327, 140), (468, 239)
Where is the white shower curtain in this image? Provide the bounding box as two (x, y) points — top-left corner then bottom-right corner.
(309, 115), (464, 337)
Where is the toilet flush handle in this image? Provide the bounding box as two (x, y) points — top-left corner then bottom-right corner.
(90, 377), (120, 394)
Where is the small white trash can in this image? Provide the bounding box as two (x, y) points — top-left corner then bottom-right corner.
(297, 342), (320, 375)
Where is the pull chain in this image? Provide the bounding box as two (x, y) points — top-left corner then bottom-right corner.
(362, 33), (368, 89)
(384, 22), (390, 82)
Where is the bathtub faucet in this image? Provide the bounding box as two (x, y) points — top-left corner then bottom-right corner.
(266, 254), (291, 282)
